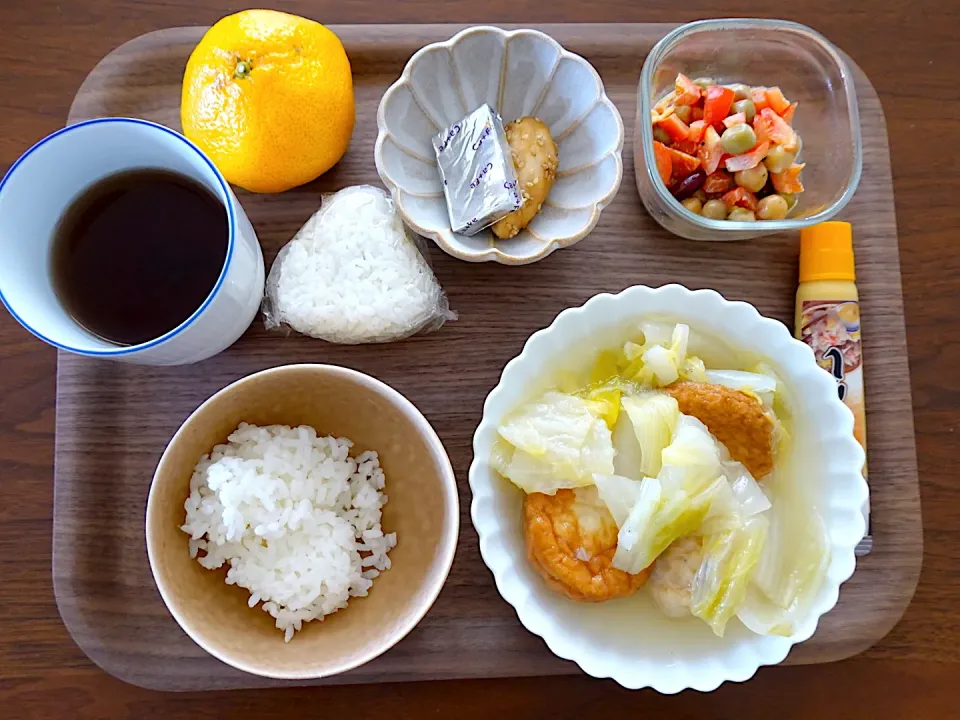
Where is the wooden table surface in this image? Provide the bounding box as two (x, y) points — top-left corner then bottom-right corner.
(0, 1), (957, 718)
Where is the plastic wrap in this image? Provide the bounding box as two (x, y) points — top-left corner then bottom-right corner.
(262, 185), (456, 344)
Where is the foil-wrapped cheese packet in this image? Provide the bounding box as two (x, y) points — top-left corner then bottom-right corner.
(433, 105), (521, 236)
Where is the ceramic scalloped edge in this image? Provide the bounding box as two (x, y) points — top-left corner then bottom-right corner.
(468, 284), (867, 692)
(375, 25), (624, 265)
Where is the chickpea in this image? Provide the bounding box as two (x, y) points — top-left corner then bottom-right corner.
(734, 164), (768, 193)
(701, 199), (728, 220)
(726, 207), (757, 222)
(764, 145), (797, 173)
(757, 194), (790, 220)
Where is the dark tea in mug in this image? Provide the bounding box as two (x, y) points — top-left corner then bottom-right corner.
(51, 168), (229, 346)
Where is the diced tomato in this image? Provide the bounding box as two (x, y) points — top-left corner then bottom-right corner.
(724, 141), (770, 172)
(754, 108), (798, 150)
(687, 120), (707, 143)
(674, 73), (702, 105)
(656, 113), (690, 142)
(722, 187), (760, 212)
(781, 102), (798, 125)
(771, 163), (806, 194)
(765, 86), (792, 114)
(691, 105), (704, 121)
(723, 112), (747, 129)
(697, 125), (724, 175)
(753, 118), (770, 144)
(703, 86), (735, 129)
(750, 87), (770, 112)
(652, 141), (673, 185)
(703, 170), (735, 194)
(673, 139), (700, 156)
(664, 145), (701, 180)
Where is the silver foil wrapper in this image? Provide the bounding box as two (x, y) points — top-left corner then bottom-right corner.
(433, 105), (521, 236)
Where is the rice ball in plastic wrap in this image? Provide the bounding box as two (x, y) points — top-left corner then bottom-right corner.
(263, 185), (455, 343)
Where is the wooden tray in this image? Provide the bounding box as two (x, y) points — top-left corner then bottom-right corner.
(55, 24), (922, 691)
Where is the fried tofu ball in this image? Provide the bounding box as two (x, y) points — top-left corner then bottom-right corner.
(523, 487), (651, 602)
(663, 381), (775, 479)
(647, 535), (703, 618)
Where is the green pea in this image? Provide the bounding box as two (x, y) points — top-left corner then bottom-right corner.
(731, 98), (756, 123)
(728, 83), (752, 100)
(701, 199), (728, 220)
(726, 208), (757, 222)
(653, 126), (672, 144)
(735, 164), (768, 193)
(721, 124), (757, 155)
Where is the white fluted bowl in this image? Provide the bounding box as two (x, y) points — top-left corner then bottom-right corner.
(469, 285), (867, 692)
(375, 26), (624, 265)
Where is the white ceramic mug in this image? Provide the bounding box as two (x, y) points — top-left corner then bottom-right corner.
(0, 117), (265, 365)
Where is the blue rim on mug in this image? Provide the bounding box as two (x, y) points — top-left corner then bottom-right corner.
(0, 117), (237, 356)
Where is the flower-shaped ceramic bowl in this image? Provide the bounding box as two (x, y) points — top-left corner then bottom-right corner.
(375, 26), (624, 265)
(469, 285), (867, 692)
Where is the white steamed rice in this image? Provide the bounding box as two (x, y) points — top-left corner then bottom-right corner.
(180, 422), (397, 642)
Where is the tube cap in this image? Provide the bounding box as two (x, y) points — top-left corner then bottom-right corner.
(799, 221), (855, 283)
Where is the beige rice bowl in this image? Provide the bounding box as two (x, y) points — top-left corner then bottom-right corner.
(180, 422), (397, 642)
